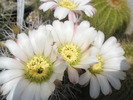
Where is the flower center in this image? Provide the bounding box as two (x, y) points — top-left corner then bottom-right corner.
(89, 55), (104, 74)
(58, 43), (81, 66)
(59, 0), (77, 9)
(24, 55), (53, 83)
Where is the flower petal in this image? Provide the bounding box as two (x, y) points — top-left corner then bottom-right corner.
(39, 1), (57, 12)
(41, 82), (53, 100)
(90, 75), (100, 99)
(28, 30), (40, 55)
(0, 57), (23, 69)
(17, 33), (34, 58)
(54, 7), (69, 20)
(21, 83), (37, 100)
(103, 72), (121, 90)
(103, 70), (126, 80)
(12, 78), (30, 100)
(31, 26), (50, 55)
(1, 77), (22, 95)
(45, 31), (57, 59)
(6, 81), (20, 100)
(52, 20), (65, 44)
(68, 67), (79, 84)
(73, 27), (97, 51)
(34, 84), (41, 100)
(43, 41), (54, 58)
(5, 40), (27, 62)
(64, 20), (74, 42)
(120, 60), (130, 70)
(49, 73), (57, 82)
(75, 56), (98, 69)
(102, 47), (125, 60)
(100, 37), (117, 54)
(53, 61), (67, 73)
(76, 21), (90, 33)
(93, 31), (105, 48)
(84, 5), (96, 17)
(55, 73), (64, 81)
(77, 5), (96, 17)
(68, 11), (77, 22)
(78, 71), (91, 85)
(96, 74), (111, 95)
(78, 0), (91, 5)
(104, 56), (126, 70)
(0, 70), (23, 84)
(48, 82), (55, 92)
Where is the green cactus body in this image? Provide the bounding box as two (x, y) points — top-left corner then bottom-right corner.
(123, 42), (133, 66)
(83, 0), (131, 38)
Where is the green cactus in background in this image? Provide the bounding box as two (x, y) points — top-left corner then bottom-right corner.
(83, 0), (131, 38)
(122, 42), (133, 67)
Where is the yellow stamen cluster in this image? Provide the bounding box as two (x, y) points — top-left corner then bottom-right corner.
(58, 43), (81, 66)
(24, 55), (53, 83)
(89, 55), (104, 74)
(59, 0), (77, 9)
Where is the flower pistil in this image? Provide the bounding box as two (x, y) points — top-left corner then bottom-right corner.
(59, 0), (77, 9)
(58, 43), (81, 66)
(24, 55), (53, 83)
(89, 55), (104, 74)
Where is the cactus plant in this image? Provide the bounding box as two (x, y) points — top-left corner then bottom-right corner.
(83, 0), (131, 38)
(122, 42), (133, 67)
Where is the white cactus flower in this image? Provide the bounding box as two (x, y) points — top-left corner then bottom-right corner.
(48, 20), (99, 84)
(79, 31), (130, 98)
(0, 25), (66, 100)
(39, 0), (96, 22)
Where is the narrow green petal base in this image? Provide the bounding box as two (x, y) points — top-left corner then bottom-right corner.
(83, 0), (131, 38)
